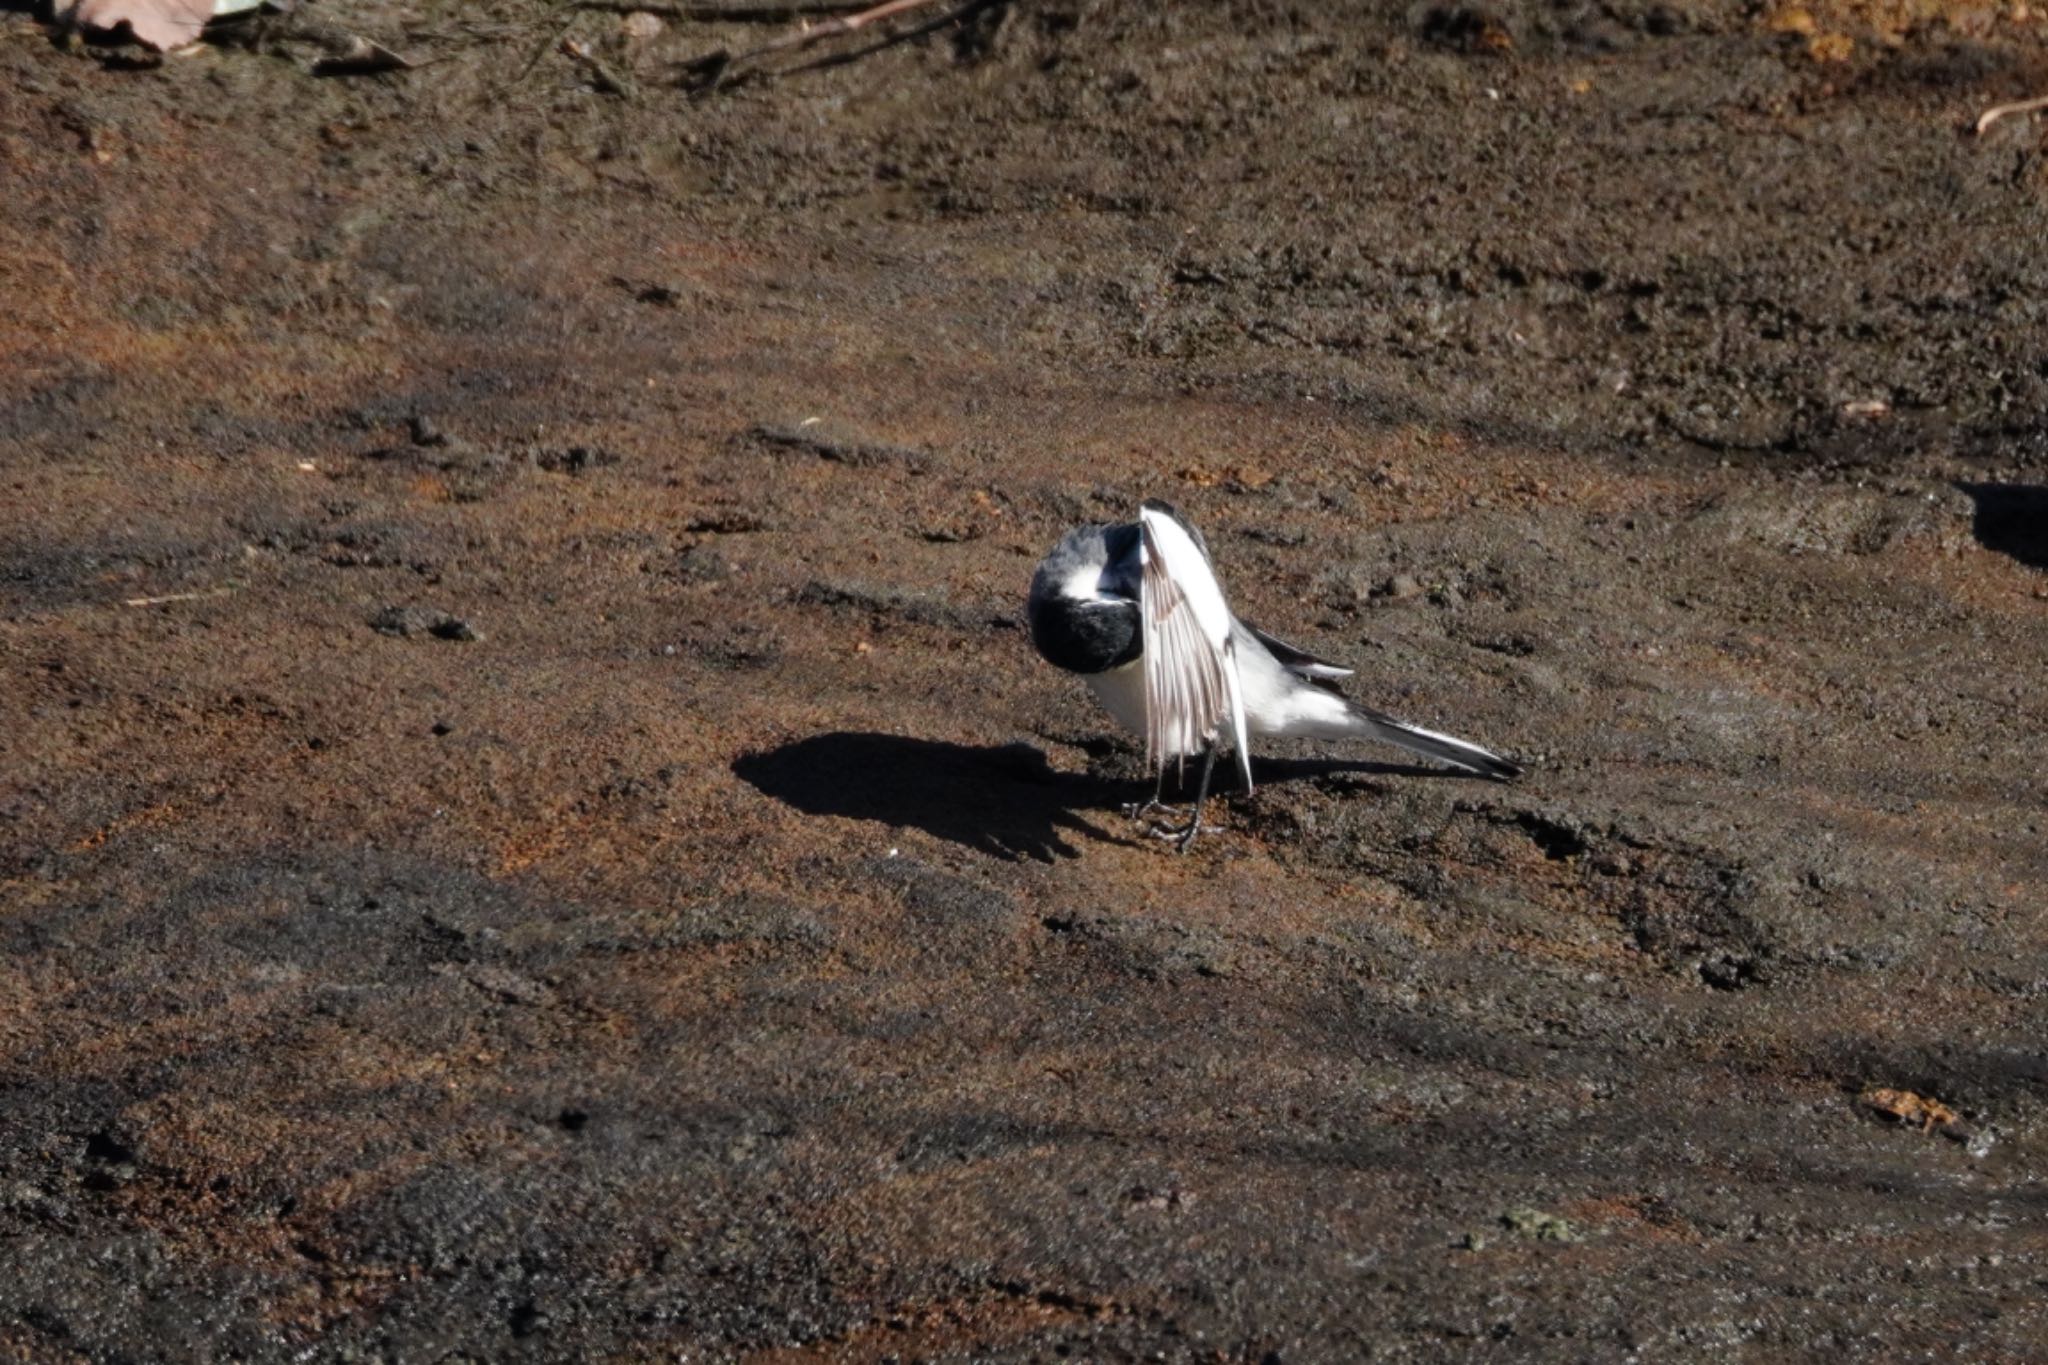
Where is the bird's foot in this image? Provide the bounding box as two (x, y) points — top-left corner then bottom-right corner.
(1121, 798), (1177, 821)
(1148, 815), (1222, 853)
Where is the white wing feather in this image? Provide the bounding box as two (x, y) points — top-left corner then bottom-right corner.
(1138, 505), (1254, 792)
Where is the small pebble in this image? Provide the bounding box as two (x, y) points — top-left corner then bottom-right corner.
(369, 607), (479, 642)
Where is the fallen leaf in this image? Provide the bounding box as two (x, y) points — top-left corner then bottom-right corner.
(62, 0), (213, 51)
(60, 0), (262, 50)
(1861, 1086), (1960, 1133)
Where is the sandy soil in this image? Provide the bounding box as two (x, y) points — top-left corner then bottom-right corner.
(3, 0), (2046, 1357)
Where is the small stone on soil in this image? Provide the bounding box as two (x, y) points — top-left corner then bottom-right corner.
(369, 607), (480, 641)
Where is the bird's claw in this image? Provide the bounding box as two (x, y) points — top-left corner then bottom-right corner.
(1148, 817), (1221, 852)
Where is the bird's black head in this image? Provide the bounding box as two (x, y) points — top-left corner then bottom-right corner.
(1026, 522), (1142, 675)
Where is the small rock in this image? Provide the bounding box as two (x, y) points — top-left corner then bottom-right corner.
(533, 445), (619, 475)
(369, 606), (480, 642)
(369, 606), (425, 637)
(673, 545), (732, 582)
(1501, 1207), (1579, 1242)
(1384, 573), (1424, 601)
(408, 414), (448, 447)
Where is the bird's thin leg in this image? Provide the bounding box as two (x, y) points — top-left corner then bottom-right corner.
(1154, 745), (1221, 852)
(1121, 764), (1172, 820)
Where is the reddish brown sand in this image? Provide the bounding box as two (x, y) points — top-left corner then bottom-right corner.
(3, 1), (2046, 1357)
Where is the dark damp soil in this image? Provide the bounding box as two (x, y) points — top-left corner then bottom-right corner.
(4, 0), (2047, 1358)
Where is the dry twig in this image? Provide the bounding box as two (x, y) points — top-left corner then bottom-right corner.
(678, 0), (982, 89)
(572, 1), (879, 18)
(1975, 94), (2048, 136)
(726, 0), (947, 62)
(123, 588), (236, 607)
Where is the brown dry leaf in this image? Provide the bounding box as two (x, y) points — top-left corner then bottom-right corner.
(1861, 1086), (1960, 1132)
(1808, 30), (1857, 59)
(1766, 5), (1819, 33)
(63, 0), (213, 52)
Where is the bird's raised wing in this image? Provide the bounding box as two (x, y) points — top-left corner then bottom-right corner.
(1138, 502), (1254, 791)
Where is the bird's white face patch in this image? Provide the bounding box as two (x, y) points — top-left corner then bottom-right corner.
(1063, 562), (1119, 604)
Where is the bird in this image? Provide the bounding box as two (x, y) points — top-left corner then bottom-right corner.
(1026, 499), (1520, 850)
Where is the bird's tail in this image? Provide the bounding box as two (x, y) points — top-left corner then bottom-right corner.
(1344, 703), (1522, 781)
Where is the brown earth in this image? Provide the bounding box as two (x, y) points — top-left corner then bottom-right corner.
(3, 0), (2047, 1358)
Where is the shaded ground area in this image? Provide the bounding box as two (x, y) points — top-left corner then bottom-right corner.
(3, 0), (2047, 1357)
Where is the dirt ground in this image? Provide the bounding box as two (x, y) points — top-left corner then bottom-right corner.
(3, 0), (2047, 1358)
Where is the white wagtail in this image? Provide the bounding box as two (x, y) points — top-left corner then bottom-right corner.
(1027, 499), (1520, 850)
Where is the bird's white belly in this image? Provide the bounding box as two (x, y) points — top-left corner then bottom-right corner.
(1083, 661), (1149, 738)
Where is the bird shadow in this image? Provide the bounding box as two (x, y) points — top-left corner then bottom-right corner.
(733, 732), (1120, 863)
(734, 734), (1486, 864)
